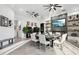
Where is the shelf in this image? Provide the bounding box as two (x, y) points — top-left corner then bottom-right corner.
(68, 19), (79, 22)
(68, 25), (79, 27)
(68, 14), (79, 33)
(46, 27), (51, 28)
(68, 29), (79, 31)
(46, 25), (51, 26)
(46, 23), (51, 25)
(68, 30), (79, 32)
(45, 20), (52, 32)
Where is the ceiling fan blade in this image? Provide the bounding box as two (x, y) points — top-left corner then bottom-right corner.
(26, 11), (29, 13)
(32, 12), (35, 13)
(36, 13), (39, 16)
(53, 8), (56, 10)
(34, 14), (37, 17)
(49, 8), (52, 12)
(55, 5), (62, 7)
(50, 4), (54, 6)
(34, 13), (39, 17)
(26, 11), (32, 15)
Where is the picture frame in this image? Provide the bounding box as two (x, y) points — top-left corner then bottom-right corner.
(19, 25), (21, 30)
(27, 21), (30, 26)
(9, 20), (12, 26)
(69, 16), (72, 19)
(34, 23), (37, 26)
(0, 15), (9, 27)
(31, 22), (33, 26)
(0, 16), (2, 26)
(1, 16), (5, 26)
(76, 14), (79, 18)
(4, 17), (9, 27)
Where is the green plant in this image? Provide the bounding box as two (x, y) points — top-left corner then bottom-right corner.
(22, 25), (29, 34)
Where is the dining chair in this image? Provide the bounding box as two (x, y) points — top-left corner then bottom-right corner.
(49, 32), (52, 35)
(31, 33), (39, 46)
(39, 34), (51, 51)
(54, 33), (67, 50)
(55, 32), (61, 36)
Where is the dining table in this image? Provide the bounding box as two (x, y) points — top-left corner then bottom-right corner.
(45, 34), (61, 47)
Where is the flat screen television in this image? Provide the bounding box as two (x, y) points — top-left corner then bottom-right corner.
(51, 18), (66, 31)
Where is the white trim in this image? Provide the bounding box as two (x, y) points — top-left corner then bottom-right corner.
(0, 39), (31, 55)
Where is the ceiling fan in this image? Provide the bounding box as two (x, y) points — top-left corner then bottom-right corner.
(43, 4), (62, 12)
(26, 11), (39, 17)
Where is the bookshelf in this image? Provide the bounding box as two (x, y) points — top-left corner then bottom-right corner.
(68, 14), (79, 37)
(45, 20), (51, 32)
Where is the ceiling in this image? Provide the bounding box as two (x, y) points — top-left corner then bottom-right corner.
(0, 4), (79, 19)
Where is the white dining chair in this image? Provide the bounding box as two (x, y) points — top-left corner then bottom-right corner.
(54, 33), (67, 50)
(31, 33), (39, 46)
(39, 34), (51, 51)
(49, 32), (52, 35)
(55, 32), (61, 36)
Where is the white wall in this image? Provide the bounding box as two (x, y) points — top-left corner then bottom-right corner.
(15, 14), (42, 39)
(0, 6), (14, 45)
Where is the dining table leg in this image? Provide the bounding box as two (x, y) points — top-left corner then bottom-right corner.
(51, 40), (54, 47)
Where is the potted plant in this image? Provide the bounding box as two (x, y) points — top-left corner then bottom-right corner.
(22, 25), (29, 38)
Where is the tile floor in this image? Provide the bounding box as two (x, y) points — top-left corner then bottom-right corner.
(8, 41), (56, 55)
(0, 37), (79, 55)
(8, 41), (79, 55)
